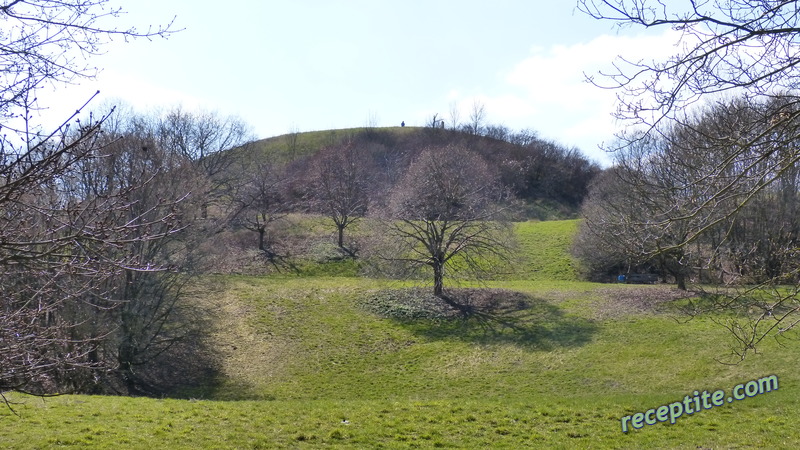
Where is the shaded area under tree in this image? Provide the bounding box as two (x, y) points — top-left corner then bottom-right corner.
(361, 288), (599, 350)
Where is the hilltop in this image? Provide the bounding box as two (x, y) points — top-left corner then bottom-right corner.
(229, 125), (601, 220)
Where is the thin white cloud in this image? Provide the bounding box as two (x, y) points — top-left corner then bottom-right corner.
(448, 29), (684, 165)
(507, 30), (683, 107)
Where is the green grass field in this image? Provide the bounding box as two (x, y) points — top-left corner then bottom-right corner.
(1, 220), (798, 448)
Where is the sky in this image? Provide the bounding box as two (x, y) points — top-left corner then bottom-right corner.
(34, 1), (685, 166)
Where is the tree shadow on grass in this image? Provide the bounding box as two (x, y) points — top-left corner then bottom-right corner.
(361, 288), (599, 350)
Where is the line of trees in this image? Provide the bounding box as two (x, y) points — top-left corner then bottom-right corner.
(423, 103), (601, 208)
(1, 103), (254, 396)
(575, 0), (800, 358)
(0, 0), (265, 396)
(0, 0), (194, 398)
(576, 97), (800, 287)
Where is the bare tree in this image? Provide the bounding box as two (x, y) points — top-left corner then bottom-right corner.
(576, 92), (800, 356)
(0, 1), (179, 397)
(382, 144), (513, 302)
(67, 119), (211, 395)
(574, 132), (699, 289)
(508, 128), (539, 147)
(284, 124), (301, 159)
(307, 140), (373, 257)
(234, 161), (288, 262)
(426, 112), (444, 129)
(365, 110), (380, 137)
(157, 107), (254, 218)
(576, 0), (800, 357)
(484, 124), (510, 142)
(578, 0), (800, 129)
(158, 107), (253, 183)
(0, 1), (175, 130)
(160, 108), (252, 176)
(466, 100), (486, 135)
(448, 101), (461, 130)
(0, 111), (192, 396)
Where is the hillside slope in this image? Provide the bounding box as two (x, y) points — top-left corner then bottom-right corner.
(1, 220), (797, 448)
(514, 220), (580, 281)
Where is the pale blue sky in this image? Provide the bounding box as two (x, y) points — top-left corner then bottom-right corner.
(36, 1), (681, 165)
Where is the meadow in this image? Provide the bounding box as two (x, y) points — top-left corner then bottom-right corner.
(1, 220), (797, 449)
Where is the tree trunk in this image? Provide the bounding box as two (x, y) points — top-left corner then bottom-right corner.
(337, 225), (345, 248)
(118, 341), (140, 395)
(676, 273), (687, 291)
(433, 262), (444, 297)
(258, 227), (265, 251)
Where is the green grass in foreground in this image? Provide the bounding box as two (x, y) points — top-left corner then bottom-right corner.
(1, 220), (798, 448)
(2, 276), (797, 448)
(1, 392), (795, 449)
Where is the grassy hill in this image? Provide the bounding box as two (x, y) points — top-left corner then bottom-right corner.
(513, 220), (580, 281)
(1, 220), (798, 448)
(236, 126), (419, 163)
(226, 125), (599, 221)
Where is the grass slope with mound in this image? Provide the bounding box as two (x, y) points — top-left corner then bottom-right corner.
(1, 220), (798, 448)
